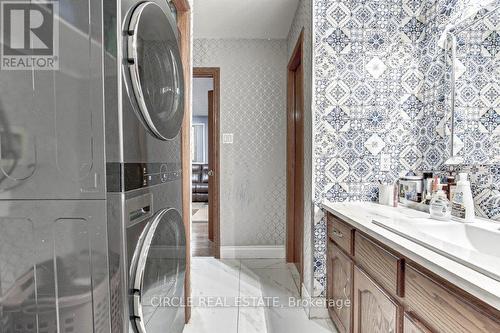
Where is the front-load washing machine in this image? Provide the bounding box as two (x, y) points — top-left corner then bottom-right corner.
(107, 181), (185, 333)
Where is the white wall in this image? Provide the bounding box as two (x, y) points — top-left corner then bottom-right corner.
(193, 77), (213, 116)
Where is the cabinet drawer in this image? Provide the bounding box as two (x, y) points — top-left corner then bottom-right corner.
(327, 214), (354, 255)
(354, 232), (403, 297)
(405, 265), (500, 333)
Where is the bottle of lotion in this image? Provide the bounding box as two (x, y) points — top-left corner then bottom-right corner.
(451, 173), (475, 223)
(429, 184), (451, 221)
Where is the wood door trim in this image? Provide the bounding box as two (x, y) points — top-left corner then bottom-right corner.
(207, 90), (215, 242)
(172, 0), (191, 323)
(193, 67), (221, 259)
(286, 29), (305, 286)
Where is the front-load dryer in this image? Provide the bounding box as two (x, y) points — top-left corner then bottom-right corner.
(104, 0), (185, 167)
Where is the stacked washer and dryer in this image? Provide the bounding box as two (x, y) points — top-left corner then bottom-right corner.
(0, 0), (186, 332)
(104, 0), (187, 332)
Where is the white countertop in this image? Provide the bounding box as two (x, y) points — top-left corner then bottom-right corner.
(322, 201), (500, 310)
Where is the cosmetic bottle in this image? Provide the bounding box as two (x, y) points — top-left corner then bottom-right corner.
(451, 173), (475, 223)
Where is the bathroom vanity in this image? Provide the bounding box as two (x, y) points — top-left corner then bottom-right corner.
(323, 202), (500, 333)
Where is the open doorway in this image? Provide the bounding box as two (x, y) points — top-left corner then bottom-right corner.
(191, 67), (220, 258)
(286, 31), (304, 287)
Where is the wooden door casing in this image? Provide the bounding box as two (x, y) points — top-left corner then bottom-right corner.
(286, 29), (304, 286)
(207, 90), (214, 242)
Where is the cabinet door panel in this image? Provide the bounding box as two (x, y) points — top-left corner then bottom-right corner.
(353, 266), (400, 333)
(328, 241), (352, 333)
(403, 313), (432, 333)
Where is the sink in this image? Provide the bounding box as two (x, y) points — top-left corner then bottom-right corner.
(372, 218), (500, 281)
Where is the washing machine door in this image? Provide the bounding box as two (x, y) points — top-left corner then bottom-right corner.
(131, 208), (186, 333)
(127, 1), (184, 140)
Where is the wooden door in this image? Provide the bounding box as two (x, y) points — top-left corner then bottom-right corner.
(353, 266), (400, 333)
(328, 241), (353, 333)
(207, 90), (214, 242)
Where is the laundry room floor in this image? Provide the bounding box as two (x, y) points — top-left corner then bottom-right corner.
(184, 258), (337, 333)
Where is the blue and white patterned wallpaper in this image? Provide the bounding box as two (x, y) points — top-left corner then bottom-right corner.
(311, 0), (500, 297)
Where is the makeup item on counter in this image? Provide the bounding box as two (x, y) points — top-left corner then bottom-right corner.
(447, 175), (457, 201)
(429, 184), (451, 221)
(393, 181), (399, 207)
(398, 174), (424, 205)
(451, 173), (475, 223)
(379, 183), (395, 206)
(432, 175), (439, 193)
(422, 172), (434, 205)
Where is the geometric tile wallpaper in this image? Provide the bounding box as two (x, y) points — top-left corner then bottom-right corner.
(193, 39), (288, 247)
(311, 0), (500, 297)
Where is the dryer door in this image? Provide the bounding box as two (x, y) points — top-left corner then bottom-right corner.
(127, 1), (185, 141)
(131, 208), (186, 333)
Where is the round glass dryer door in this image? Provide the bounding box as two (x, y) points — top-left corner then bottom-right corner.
(131, 208), (186, 333)
(127, 2), (185, 140)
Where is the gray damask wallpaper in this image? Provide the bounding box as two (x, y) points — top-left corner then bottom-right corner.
(312, 0), (500, 297)
(193, 39), (287, 247)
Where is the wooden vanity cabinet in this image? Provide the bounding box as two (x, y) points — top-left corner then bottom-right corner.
(326, 211), (500, 333)
(327, 241), (353, 333)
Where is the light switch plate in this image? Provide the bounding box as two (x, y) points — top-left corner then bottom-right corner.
(222, 133), (233, 144)
(380, 153), (391, 171)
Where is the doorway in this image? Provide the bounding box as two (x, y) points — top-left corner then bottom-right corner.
(192, 67), (220, 258)
(286, 31), (304, 286)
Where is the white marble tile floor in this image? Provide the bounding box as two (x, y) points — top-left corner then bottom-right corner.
(184, 258), (337, 333)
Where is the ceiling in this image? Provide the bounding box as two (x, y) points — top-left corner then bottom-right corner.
(193, 0), (300, 39)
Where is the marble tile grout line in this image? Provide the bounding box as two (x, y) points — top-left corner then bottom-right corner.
(236, 259), (242, 333)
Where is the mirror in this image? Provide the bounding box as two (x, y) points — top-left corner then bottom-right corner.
(445, 5), (500, 165)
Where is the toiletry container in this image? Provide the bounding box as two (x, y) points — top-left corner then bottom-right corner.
(451, 173), (475, 223)
(429, 184), (451, 221)
(379, 184), (395, 206)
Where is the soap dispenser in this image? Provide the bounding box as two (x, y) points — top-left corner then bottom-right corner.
(429, 184), (451, 221)
(451, 173), (475, 223)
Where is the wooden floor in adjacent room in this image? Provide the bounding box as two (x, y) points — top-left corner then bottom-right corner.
(192, 203), (214, 257)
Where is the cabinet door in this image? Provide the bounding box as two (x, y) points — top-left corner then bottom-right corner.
(353, 266), (400, 333)
(403, 313), (432, 333)
(328, 241), (352, 333)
